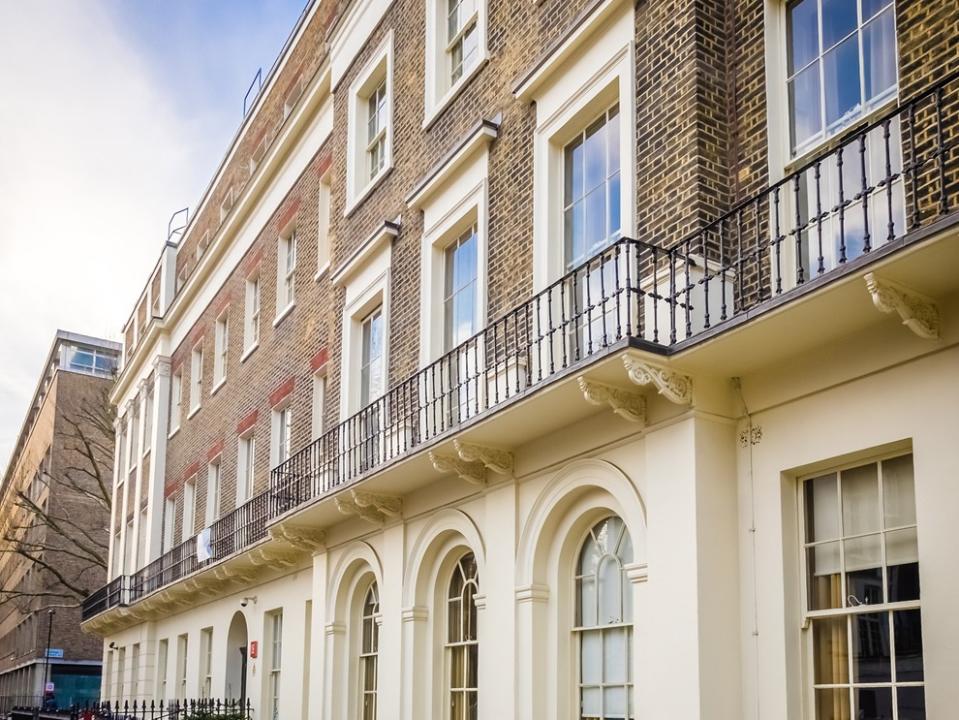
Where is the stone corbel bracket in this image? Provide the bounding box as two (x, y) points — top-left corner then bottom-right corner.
(622, 355), (693, 405)
(429, 451), (486, 485)
(270, 524), (327, 552)
(453, 440), (513, 475)
(336, 489), (402, 524)
(864, 272), (940, 340)
(577, 376), (646, 423)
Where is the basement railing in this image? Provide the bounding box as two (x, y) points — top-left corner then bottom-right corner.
(83, 70), (959, 622)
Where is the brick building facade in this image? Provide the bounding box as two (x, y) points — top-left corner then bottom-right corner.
(86, 1), (959, 718)
(0, 331), (119, 710)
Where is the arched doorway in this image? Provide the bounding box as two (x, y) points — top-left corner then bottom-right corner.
(226, 611), (249, 704)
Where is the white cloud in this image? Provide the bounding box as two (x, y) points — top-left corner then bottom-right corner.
(0, 1), (208, 469)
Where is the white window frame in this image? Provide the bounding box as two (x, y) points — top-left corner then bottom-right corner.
(182, 475), (197, 543)
(200, 627), (214, 699)
(156, 638), (169, 702)
(798, 452), (923, 720)
(131, 643), (140, 699)
(424, 0), (488, 127)
(317, 174), (332, 276)
(266, 610), (284, 720)
(237, 432), (256, 504)
(446, 553), (480, 720)
(213, 311), (229, 391)
(339, 245), (391, 418)
(346, 33), (394, 214)
(276, 230), (297, 322)
(244, 273), (261, 359)
(206, 458), (221, 526)
(358, 582), (380, 720)
(169, 368), (183, 435)
(142, 382), (153, 455)
(176, 634), (188, 700)
(781, 0), (899, 160)
(189, 345), (203, 416)
(162, 497), (175, 553)
(526, 3), (636, 292)
(416, 145), (490, 366)
(271, 404), (293, 467)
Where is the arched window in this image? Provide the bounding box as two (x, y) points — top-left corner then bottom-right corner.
(576, 515), (634, 719)
(360, 583), (379, 720)
(446, 552), (479, 720)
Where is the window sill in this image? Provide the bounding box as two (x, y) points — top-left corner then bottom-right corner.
(315, 261), (331, 283)
(167, 426), (180, 441)
(240, 343), (259, 363)
(273, 302), (296, 328)
(423, 56), (489, 132)
(210, 377), (227, 396)
(344, 165), (393, 219)
(187, 406), (201, 420)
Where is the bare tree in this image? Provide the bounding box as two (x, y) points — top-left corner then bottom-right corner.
(0, 382), (115, 611)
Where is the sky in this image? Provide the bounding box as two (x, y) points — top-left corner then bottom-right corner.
(0, 0), (307, 473)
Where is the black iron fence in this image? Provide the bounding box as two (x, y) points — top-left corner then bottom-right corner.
(9, 698), (251, 720)
(83, 70), (959, 622)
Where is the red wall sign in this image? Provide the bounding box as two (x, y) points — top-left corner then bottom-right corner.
(249, 640), (258, 659)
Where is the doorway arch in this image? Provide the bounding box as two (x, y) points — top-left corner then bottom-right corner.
(226, 611), (249, 703)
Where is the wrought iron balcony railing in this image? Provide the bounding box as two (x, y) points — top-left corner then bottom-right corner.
(81, 575), (128, 622)
(83, 71), (958, 622)
(273, 71), (958, 516)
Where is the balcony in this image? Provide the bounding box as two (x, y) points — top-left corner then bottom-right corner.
(80, 575), (128, 622)
(82, 71), (959, 628)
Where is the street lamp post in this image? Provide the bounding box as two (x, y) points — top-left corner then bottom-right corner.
(43, 609), (55, 702)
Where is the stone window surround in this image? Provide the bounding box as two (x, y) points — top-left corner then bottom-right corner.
(345, 32), (395, 217)
(524, 0), (637, 292)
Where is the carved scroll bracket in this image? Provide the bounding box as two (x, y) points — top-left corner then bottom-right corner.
(864, 272), (940, 339)
(577, 376), (646, 423)
(621, 355), (693, 405)
(335, 490), (402, 524)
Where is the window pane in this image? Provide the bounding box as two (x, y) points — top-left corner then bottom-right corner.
(813, 617), (849, 685)
(863, 9), (898, 103)
(808, 542), (842, 610)
(789, 62), (822, 151)
(583, 116), (607, 192)
(604, 686), (627, 718)
(581, 687), (601, 717)
(565, 138), (584, 204)
(842, 464), (880, 534)
(851, 612), (891, 683)
(854, 687), (893, 720)
(598, 556), (624, 625)
(584, 186), (607, 252)
(844, 534), (883, 606)
(578, 575), (597, 627)
(603, 627), (628, 684)
(896, 686), (925, 720)
(815, 687), (851, 720)
(467, 642), (478, 688)
(823, 34), (861, 130)
(886, 529), (919, 602)
(608, 172), (622, 240)
(862, 0), (892, 20)
(450, 645), (465, 686)
(882, 455), (915, 528)
(805, 474), (840, 542)
(821, 0), (857, 49)
(581, 631), (602, 685)
(565, 203), (585, 268)
(787, 0), (818, 75)
(893, 609), (923, 681)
